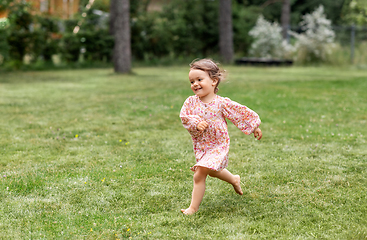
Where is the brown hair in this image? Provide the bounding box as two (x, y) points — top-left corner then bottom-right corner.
(190, 58), (225, 93)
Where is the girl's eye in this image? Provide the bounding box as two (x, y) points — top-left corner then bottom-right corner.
(198, 79), (202, 81)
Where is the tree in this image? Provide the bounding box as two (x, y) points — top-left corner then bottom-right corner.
(281, 0), (290, 40)
(342, 0), (367, 25)
(110, 0), (131, 73)
(109, 0), (117, 36)
(219, 0), (234, 63)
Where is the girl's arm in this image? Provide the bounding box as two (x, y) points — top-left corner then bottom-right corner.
(180, 98), (205, 138)
(222, 97), (261, 135)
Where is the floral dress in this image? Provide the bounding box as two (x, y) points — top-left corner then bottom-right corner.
(180, 95), (261, 171)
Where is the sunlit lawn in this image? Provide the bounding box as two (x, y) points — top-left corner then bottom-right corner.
(0, 65), (366, 239)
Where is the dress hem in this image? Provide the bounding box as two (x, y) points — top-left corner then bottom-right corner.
(190, 164), (226, 172)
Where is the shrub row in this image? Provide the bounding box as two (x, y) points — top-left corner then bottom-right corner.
(2, 1), (362, 69)
(0, 1), (262, 68)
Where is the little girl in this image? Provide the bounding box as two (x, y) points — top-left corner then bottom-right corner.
(180, 58), (262, 215)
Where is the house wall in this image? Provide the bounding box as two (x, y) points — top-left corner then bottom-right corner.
(29, 0), (80, 19)
(0, 11), (8, 19)
(0, 0), (80, 19)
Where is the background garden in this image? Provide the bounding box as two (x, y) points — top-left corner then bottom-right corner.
(0, 0), (367, 69)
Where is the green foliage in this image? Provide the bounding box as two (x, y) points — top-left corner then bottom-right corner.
(61, 33), (82, 62)
(0, 0), (11, 12)
(131, 11), (171, 60)
(0, 0), (364, 68)
(129, 0), (354, 62)
(164, 0), (219, 57)
(6, 2), (33, 63)
(1, 2), (63, 68)
(0, 27), (9, 64)
(59, 3), (113, 63)
(61, 30), (113, 63)
(64, 19), (79, 33)
(342, 0), (367, 25)
(233, 5), (262, 55)
(81, 29), (114, 62)
(0, 1), (114, 67)
(91, 0), (110, 12)
(239, 0), (345, 25)
(289, 0), (345, 25)
(130, 0), (220, 61)
(131, 0), (261, 60)
(1, 66), (367, 238)
(0, 17), (10, 29)
(80, 0), (110, 12)
(36, 16), (61, 61)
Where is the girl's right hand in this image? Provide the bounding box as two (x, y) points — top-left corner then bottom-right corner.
(197, 121), (209, 131)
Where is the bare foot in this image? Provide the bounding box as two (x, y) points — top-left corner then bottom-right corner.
(233, 175), (243, 195)
(181, 208), (197, 215)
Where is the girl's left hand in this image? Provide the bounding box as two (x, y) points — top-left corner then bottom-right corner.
(254, 128), (262, 140)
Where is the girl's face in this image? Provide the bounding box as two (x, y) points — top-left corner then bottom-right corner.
(189, 69), (218, 102)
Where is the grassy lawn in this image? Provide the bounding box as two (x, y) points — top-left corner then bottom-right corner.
(0, 65), (366, 239)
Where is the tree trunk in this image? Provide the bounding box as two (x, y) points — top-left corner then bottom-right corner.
(110, 0), (131, 73)
(281, 0), (290, 40)
(109, 0), (117, 35)
(219, 0), (233, 63)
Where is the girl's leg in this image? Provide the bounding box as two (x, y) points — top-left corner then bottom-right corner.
(181, 166), (210, 215)
(208, 169), (243, 195)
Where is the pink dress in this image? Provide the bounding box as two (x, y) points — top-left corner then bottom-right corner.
(180, 95), (261, 171)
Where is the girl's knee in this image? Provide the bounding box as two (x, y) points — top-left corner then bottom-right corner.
(193, 167), (209, 183)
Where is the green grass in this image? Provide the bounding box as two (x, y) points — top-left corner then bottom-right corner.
(0, 66), (366, 239)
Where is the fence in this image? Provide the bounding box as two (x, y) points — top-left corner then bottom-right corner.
(333, 25), (367, 64)
(289, 25), (367, 64)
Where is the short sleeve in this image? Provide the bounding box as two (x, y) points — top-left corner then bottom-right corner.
(222, 97), (261, 135)
(180, 97), (204, 138)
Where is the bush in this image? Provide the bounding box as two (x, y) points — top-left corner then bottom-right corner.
(0, 2), (65, 69)
(137, 0), (213, 60)
(129, 0), (221, 61)
(6, 2), (34, 63)
(81, 29), (114, 62)
(131, 12), (171, 60)
(248, 15), (293, 59)
(129, 0), (261, 62)
(0, 26), (10, 65)
(290, 5), (336, 64)
(60, 7), (114, 63)
(36, 16), (61, 61)
(323, 42), (349, 66)
(61, 33), (82, 62)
